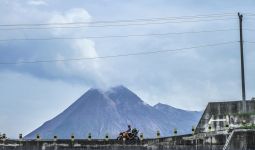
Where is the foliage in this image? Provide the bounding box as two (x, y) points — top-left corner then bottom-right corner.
(240, 123), (255, 129)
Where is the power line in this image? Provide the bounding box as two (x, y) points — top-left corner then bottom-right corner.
(0, 13), (235, 27)
(0, 41), (238, 65)
(244, 28), (255, 31)
(244, 13), (255, 16)
(0, 17), (236, 30)
(0, 28), (238, 42)
(245, 41), (255, 43)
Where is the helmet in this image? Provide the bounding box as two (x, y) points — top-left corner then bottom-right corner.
(132, 128), (138, 135)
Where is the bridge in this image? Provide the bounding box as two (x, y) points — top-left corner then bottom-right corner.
(1, 100), (255, 150)
(1, 129), (255, 150)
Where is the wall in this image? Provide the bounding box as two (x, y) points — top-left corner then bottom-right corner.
(195, 100), (255, 133)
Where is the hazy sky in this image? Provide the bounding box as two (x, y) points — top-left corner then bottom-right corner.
(0, 0), (255, 137)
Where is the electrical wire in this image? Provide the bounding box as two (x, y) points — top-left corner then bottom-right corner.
(245, 41), (255, 43)
(0, 13), (236, 27)
(0, 17), (236, 30)
(0, 41), (238, 65)
(244, 28), (255, 31)
(0, 28), (238, 42)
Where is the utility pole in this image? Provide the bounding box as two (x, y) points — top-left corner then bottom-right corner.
(238, 12), (246, 112)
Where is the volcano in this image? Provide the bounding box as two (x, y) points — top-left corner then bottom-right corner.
(26, 85), (202, 139)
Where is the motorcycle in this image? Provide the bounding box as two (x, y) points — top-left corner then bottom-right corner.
(117, 128), (140, 141)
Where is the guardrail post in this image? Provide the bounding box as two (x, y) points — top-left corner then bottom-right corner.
(19, 134), (23, 146)
(140, 133), (143, 141)
(208, 124), (212, 132)
(53, 135), (58, 142)
(88, 133), (92, 141)
(53, 135), (58, 149)
(36, 134), (40, 150)
(70, 133), (75, 146)
(192, 126), (195, 135)
(2, 133), (6, 145)
(156, 130), (160, 138)
(174, 128), (177, 135)
(225, 124), (229, 130)
(19, 134), (23, 140)
(105, 133), (109, 141)
(36, 134), (40, 141)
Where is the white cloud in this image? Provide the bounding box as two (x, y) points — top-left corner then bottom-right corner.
(49, 8), (91, 36)
(47, 8), (107, 86)
(69, 39), (101, 76)
(27, 0), (47, 6)
(53, 39), (107, 86)
(0, 4), (107, 86)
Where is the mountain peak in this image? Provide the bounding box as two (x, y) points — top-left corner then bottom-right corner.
(106, 85), (134, 95)
(86, 85), (128, 93)
(83, 87), (106, 97)
(104, 85), (143, 105)
(154, 102), (171, 108)
(87, 87), (103, 92)
(109, 85), (129, 91)
(154, 102), (164, 106)
(154, 102), (182, 111)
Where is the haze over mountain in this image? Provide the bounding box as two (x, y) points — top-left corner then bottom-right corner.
(26, 85), (202, 139)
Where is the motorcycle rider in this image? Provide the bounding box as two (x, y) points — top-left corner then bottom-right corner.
(123, 125), (131, 139)
(126, 125), (131, 132)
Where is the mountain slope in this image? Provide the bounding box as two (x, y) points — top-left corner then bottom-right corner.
(154, 103), (202, 133)
(26, 85), (202, 139)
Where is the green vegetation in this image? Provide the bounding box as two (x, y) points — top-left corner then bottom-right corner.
(240, 123), (255, 129)
(237, 112), (255, 117)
